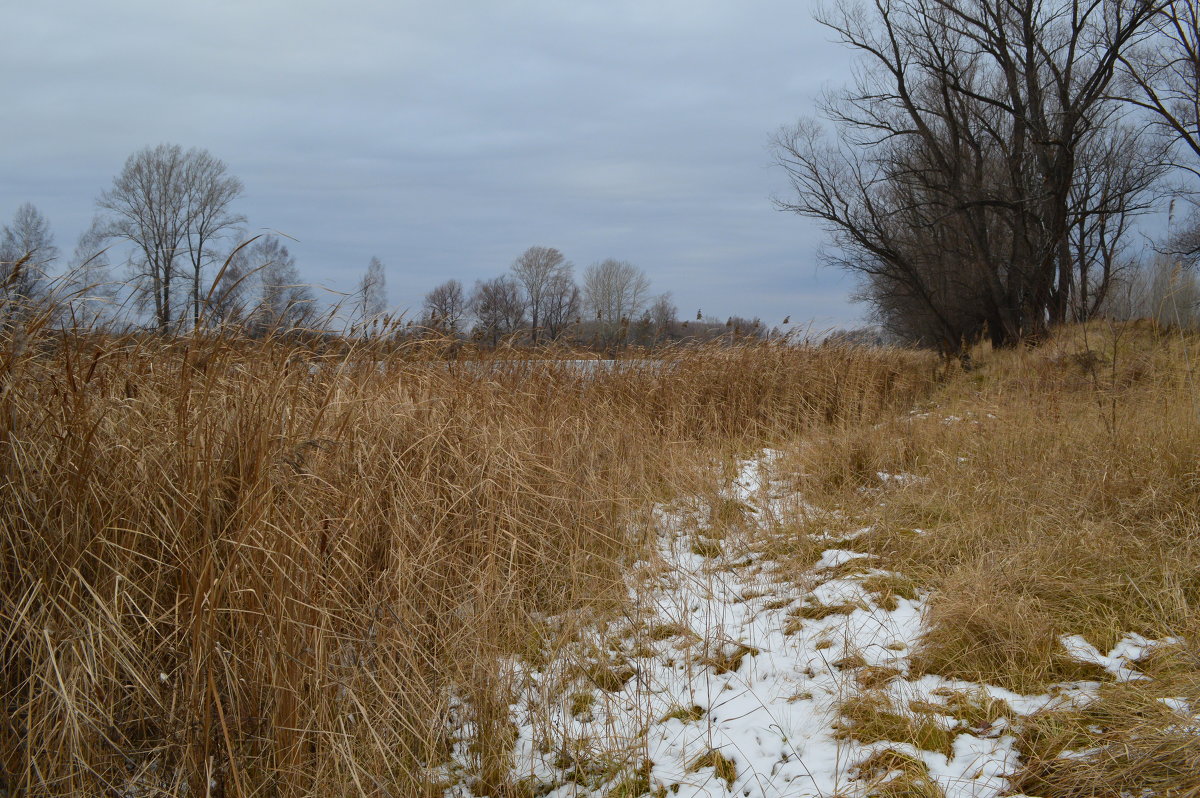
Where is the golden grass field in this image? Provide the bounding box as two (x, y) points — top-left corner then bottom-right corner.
(1, 320), (1196, 797)
(780, 322), (1200, 795)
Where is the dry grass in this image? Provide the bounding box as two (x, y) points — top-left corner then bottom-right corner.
(1008, 642), (1200, 796)
(659, 704), (705, 724)
(777, 320), (1200, 795)
(853, 748), (945, 797)
(835, 692), (958, 758)
(0, 322), (930, 797)
(860, 572), (918, 611)
(685, 749), (737, 791)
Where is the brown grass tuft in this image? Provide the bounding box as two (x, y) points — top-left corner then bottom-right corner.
(836, 693), (958, 758)
(854, 748), (946, 797)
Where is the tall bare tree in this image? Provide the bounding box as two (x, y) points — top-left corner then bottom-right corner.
(98, 144), (244, 331)
(646, 292), (678, 344)
(510, 246), (572, 345)
(1068, 123), (1168, 319)
(1122, 1), (1200, 177)
(775, 0), (1166, 349)
(357, 256), (387, 331)
(776, 120), (990, 351)
(1166, 205), (1200, 265)
(540, 269), (581, 341)
(422, 278), (467, 335)
(582, 259), (649, 347)
(197, 233), (259, 327)
(0, 203), (57, 319)
(62, 216), (117, 328)
(469, 275), (525, 346)
(1122, 1), (1200, 262)
(247, 236), (315, 334)
(181, 151), (244, 327)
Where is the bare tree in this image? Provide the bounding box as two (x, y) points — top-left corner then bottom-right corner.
(510, 246), (572, 344)
(1122, 1), (1200, 177)
(62, 216), (117, 328)
(247, 236), (315, 334)
(775, 121), (989, 351)
(1122, 1), (1200, 264)
(646, 292), (678, 344)
(540, 269), (581, 342)
(198, 233), (259, 327)
(936, 0), (1164, 328)
(357, 256), (387, 331)
(0, 202), (57, 269)
(582, 259), (650, 347)
(0, 203), (57, 315)
(422, 278), (467, 335)
(181, 151), (244, 328)
(726, 316), (766, 342)
(775, 0), (1165, 350)
(1167, 207), (1200, 264)
(98, 144), (244, 331)
(469, 275), (526, 346)
(99, 144), (190, 331)
(1068, 123), (1169, 320)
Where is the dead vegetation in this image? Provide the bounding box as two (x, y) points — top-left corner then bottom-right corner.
(777, 320), (1200, 795)
(0, 323), (931, 797)
(3, 315), (1194, 796)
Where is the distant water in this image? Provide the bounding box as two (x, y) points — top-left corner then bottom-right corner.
(440, 359), (668, 375)
(307, 359), (669, 376)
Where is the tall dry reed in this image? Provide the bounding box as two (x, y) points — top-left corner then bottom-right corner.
(0, 327), (932, 797)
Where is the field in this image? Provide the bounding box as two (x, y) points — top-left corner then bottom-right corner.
(1, 323), (1197, 797)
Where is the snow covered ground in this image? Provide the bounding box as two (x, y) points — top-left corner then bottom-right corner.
(445, 452), (1184, 798)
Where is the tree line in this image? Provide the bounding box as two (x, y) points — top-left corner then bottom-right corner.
(773, 0), (1200, 353)
(0, 143), (387, 336)
(0, 144), (773, 348)
(417, 248), (771, 349)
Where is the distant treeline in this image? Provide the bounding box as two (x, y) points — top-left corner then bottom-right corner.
(0, 145), (783, 350)
(413, 247), (779, 350)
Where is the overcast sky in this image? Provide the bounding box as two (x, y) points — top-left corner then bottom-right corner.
(1, 1), (866, 329)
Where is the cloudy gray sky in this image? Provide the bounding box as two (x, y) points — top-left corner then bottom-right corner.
(2, 0), (864, 329)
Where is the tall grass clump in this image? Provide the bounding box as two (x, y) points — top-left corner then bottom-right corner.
(0, 311), (933, 797)
(644, 340), (935, 443)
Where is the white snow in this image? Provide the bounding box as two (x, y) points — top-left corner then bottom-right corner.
(443, 450), (1185, 798)
(1057, 632), (1185, 683)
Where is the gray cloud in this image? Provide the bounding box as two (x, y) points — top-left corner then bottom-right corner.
(1, 0), (864, 329)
